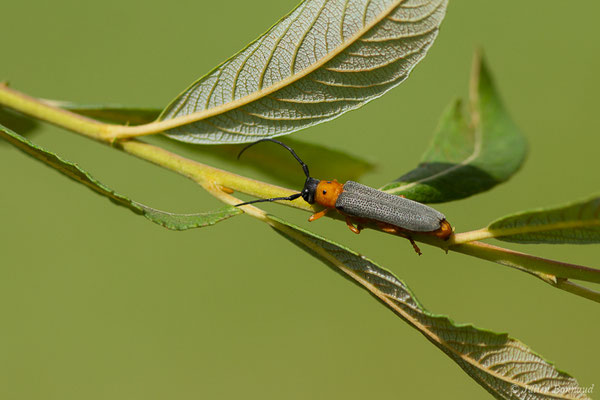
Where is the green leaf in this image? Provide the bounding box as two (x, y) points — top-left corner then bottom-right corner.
(0, 123), (241, 229)
(159, 0), (448, 144)
(268, 215), (589, 400)
(153, 136), (375, 187)
(380, 51), (528, 203)
(49, 100), (161, 125)
(51, 102), (375, 185)
(135, 203), (241, 231)
(488, 195), (600, 244)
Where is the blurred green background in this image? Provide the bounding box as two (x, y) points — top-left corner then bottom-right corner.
(1, 1), (599, 398)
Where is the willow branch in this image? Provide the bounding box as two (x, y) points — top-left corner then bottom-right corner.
(1, 84), (598, 303)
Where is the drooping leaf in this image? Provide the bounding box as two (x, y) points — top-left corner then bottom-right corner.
(380, 51), (528, 203)
(268, 215), (589, 400)
(487, 195), (600, 244)
(0, 123), (241, 229)
(52, 102), (375, 185)
(159, 0), (448, 144)
(135, 203), (241, 230)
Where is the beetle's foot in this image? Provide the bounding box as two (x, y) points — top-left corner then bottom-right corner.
(309, 208), (329, 222)
(346, 217), (361, 234)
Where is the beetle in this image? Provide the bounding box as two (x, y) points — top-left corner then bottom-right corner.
(235, 139), (452, 255)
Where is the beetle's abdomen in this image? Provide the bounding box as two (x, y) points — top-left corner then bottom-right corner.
(335, 181), (445, 232)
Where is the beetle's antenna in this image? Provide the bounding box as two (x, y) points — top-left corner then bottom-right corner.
(235, 192), (302, 207)
(237, 138), (310, 178)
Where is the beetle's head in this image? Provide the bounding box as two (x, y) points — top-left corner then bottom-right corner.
(301, 177), (320, 204)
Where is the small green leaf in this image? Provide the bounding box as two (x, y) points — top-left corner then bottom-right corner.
(0, 123), (241, 229)
(268, 215), (588, 400)
(159, 0), (448, 144)
(381, 52), (528, 203)
(135, 203), (242, 231)
(51, 100), (160, 125)
(488, 195), (600, 244)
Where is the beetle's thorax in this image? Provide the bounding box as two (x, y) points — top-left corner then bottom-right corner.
(315, 179), (344, 208)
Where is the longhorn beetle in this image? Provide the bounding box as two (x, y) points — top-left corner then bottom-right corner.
(235, 139), (452, 255)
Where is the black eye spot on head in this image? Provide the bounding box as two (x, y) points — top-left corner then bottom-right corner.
(322, 190), (327, 195)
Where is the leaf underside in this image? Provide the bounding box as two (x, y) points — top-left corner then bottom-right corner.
(160, 0), (448, 144)
(269, 215), (589, 400)
(380, 52), (528, 203)
(488, 195), (600, 244)
(0, 123), (241, 230)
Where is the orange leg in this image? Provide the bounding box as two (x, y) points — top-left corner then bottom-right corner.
(377, 223), (394, 234)
(309, 208), (329, 222)
(345, 217), (362, 234)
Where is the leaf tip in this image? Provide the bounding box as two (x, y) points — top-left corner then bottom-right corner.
(469, 48), (495, 105)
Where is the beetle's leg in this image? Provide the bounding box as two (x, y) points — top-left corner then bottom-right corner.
(376, 222), (403, 236)
(308, 208), (329, 222)
(408, 238), (422, 256)
(345, 217), (362, 234)
(376, 222), (422, 255)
